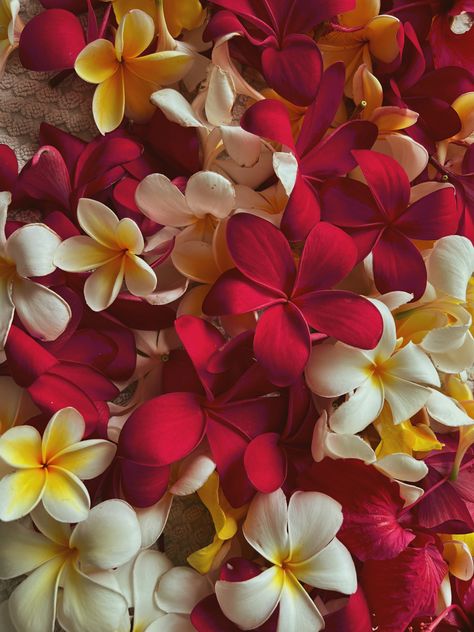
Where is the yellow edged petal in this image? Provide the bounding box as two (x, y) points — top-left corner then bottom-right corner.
(116, 9), (155, 60)
(54, 236), (119, 272)
(77, 198), (120, 248)
(74, 39), (119, 84)
(0, 424), (42, 468)
(42, 408), (85, 463)
(42, 467), (90, 523)
(0, 468), (46, 520)
(50, 440), (116, 480)
(92, 67), (126, 135)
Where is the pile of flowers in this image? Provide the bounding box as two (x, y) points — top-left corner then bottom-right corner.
(1, 0), (474, 630)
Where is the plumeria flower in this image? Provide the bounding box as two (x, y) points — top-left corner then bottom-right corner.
(0, 191), (71, 348)
(438, 537), (474, 613)
(0, 407), (116, 522)
(54, 198), (157, 312)
(74, 9), (193, 134)
(0, 500), (141, 632)
(136, 170), (236, 284)
(215, 489), (357, 632)
(396, 235), (474, 373)
(306, 299), (441, 434)
(0, 0), (23, 78)
(111, 0), (205, 39)
(116, 549), (213, 631)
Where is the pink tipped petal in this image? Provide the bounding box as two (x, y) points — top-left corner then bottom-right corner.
(352, 150), (411, 219)
(261, 35), (322, 107)
(372, 229), (427, 300)
(226, 213), (295, 294)
(19, 10), (86, 71)
(244, 433), (287, 494)
(254, 303), (310, 387)
(296, 290), (383, 350)
(294, 222), (357, 295)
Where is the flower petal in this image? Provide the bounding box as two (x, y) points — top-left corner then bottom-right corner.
(51, 440), (116, 479)
(6, 224), (61, 277)
(136, 173), (193, 226)
(54, 236), (119, 272)
(77, 198), (120, 248)
(83, 256), (125, 311)
(74, 39), (119, 84)
(42, 467), (90, 523)
(243, 489), (289, 566)
(70, 499), (141, 569)
(277, 572), (325, 632)
(288, 491), (343, 563)
(42, 407), (86, 462)
(0, 469), (46, 520)
(156, 567), (212, 615)
(329, 377), (384, 434)
(383, 376), (431, 424)
(125, 50), (193, 85)
(427, 235), (474, 302)
(124, 254), (157, 296)
(0, 275), (14, 348)
(132, 550), (171, 628)
(185, 171), (235, 220)
(12, 277), (71, 342)
(305, 343), (371, 398)
(215, 566), (284, 631)
(116, 9), (154, 60)
(385, 342), (440, 386)
(0, 424), (42, 468)
(92, 68), (125, 135)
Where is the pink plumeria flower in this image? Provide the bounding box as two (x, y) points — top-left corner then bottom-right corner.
(215, 489), (356, 632)
(0, 500), (141, 632)
(54, 198), (157, 311)
(0, 0), (23, 79)
(0, 191), (71, 348)
(0, 407), (116, 522)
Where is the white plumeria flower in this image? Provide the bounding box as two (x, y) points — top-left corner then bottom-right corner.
(0, 191), (71, 348)
(215, 489), (356, 632)
(116, 550), (213, 631)
(0, 0), (23, 78)
(0, 500), (141, 632)
(0, 407), (116, 523)
(306, 299), (441, 434)
(54, 198), (157, 312)
(136, 170), (236, 284)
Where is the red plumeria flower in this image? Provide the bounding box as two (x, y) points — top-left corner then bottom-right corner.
(203, 214), (383, 387)
(205, 0), (355, 106)
(241, 63), (378, 240)
(321, 150), (460, 299)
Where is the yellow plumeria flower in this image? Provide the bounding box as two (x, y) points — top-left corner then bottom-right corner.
(0, 407), (116, 523)
(112, 0), (205, 38)
(54, 198), (157, 312)
(74, 9), (193, 134)
(0, 0), (23, 78)
(187, 471), (246, 574)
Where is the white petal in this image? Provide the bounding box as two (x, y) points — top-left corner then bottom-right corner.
(311, 411), (330, 462)
(169, 454), (216, 495)
(31, 503), (71, 546)
(58, 563), (129, 632)
(215, 566), (284, 630)
(0, 600), (14, 630)
(366, 299), (397, 362)
(243, 489), (289, 565)
(9, 555), (64, 632)
(305, 343), (371, 397)
(185, 171), (235, 219)
(12, 277), (71, 341)
(0, 520), (64, 578)
(443, 541), (474, 581)
(6, 224), (61, 277)
(70, 499), (141, 569)
(0, 274), (14, 348)
(54, 236), (118, 272)
(289, 537), (357, 594)
(133, 551), (171, 628)
(150, 88), (204, 127)
(220, 125), (261, 168)
(135, 174), (194, 226)
(277, 573), (325, 632)
(42, 468), (91, 523)
(375, 290), (413, 311)
(385, 342), (440, 386)
(376, 453), (428, 482)
(83, 256), (125, 311)
(427, 235), (474, 301)
(325, 433), (376, 463)
(329, 377), (384, 434)
(206, 66), (235, 126)
(77, 198), (119, 247)
(383, 376), (431, 424)
(273, 151), (298, 196)
(51, 440), (116, 480)
(288, 492), (343, 563)
(0, 375), (24, 431)
(0, 191), (11, 247)
(430, 332), (474, 374)
(425, 389), (473, 427)
(397, 482), (424, 507)
(421, 305), (470, 353)
(156, 567), (212, 615)
(145, 613), (196, 632)
(136, 494), (173, 548)
(124, 255), (157, 297)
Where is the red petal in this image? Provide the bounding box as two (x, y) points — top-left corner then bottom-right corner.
(244, 432), (287, 493)
(5, 326), (57, 386)
(293, 222), (357, 295)
(372, 229), (427, 299)
(19, 10), (86, 71)
(118, 460), (170, 508)
(19, 146), (71, 209)
(352, 150), (410, 219)
(254, 303), (309, 387)
(118, 392), (206, 466)
(395, 187), (459, 239)
(281, 175), (320, 241)
(295, 290), (383, 350)
(241, 99), (295, 151)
